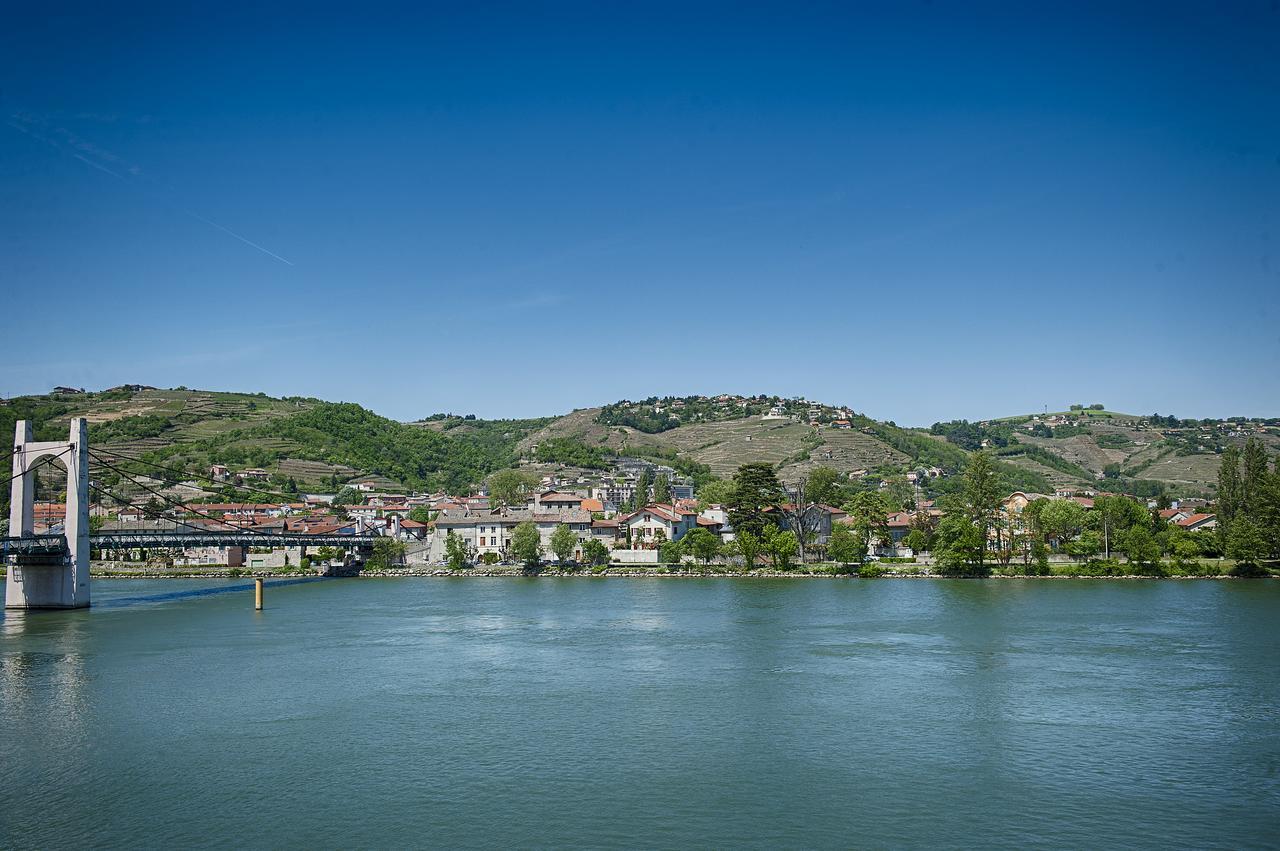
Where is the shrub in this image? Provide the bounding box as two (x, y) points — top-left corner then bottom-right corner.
(1229, 562), (1270, 578)
(858, 564), (887, 578)
(480, 552), (500, 565)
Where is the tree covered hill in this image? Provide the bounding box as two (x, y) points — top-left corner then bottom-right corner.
(3, 387), (1274, 500)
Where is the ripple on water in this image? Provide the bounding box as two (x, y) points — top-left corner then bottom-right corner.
(1, 578), (1277, 849)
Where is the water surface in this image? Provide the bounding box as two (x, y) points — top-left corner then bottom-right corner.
(2, 578), (1277, 848)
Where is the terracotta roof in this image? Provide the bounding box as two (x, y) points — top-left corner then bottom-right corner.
(621, 505), (680, 523)
(1175, 513), (1215, 528)
(538, 491), (584, 503)
(580, 498), (604, 512)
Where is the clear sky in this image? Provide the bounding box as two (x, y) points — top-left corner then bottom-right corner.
(2, 1), (1278, 425)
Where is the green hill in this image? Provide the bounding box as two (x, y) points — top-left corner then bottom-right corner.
(4, 388), (1273, 509)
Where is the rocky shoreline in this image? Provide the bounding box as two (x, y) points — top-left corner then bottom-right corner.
(56, 565), (1266, 580)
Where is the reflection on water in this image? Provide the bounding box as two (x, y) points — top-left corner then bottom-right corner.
(1, 577), (1277, 849)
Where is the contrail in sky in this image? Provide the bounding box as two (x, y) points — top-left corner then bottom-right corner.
(8, 114), (295, 267)
(179, 208), (295, 266)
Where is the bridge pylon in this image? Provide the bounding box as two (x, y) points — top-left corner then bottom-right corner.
(6, 418), (91, 609)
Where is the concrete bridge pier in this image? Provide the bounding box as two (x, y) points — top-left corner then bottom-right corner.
(6, 418), (91, 609)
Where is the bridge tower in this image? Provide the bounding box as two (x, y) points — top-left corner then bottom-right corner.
(6, 418), (91, 609)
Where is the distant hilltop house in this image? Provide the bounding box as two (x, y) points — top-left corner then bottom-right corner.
(52, 386), (86, 395)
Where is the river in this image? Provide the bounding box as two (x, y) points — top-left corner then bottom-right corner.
(2, 577), (1277, 849)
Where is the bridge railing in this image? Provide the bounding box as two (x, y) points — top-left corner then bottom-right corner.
(1, 534), (68, 556)
(3, 532), (381, 554)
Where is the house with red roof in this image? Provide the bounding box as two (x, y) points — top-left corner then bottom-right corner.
(617, 503), (698, 547)
(1174, 513), (1216, 531)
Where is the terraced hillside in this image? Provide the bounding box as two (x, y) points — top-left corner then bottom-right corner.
(520, 409), (912, 482)
(6, 388), (1271, 504)
(961, 409), (1280, 496)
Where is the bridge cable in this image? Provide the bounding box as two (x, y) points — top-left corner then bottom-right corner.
(86, 482), (234, 536)
(84, 482), (372, 549)
(88, 445), (315, 507)
(90, 451), (374, 543)
(1, 446), (74, 486)
(88, 452), (290, 540)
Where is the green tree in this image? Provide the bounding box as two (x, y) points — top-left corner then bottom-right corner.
(633, 468), (653, 510)
(1241, 437), (1270, 516)
(1217, 444), (1243, 530)
(1091, 494), (1149, 559)
(1122, 525), (1161, 568)
(332, 486), (362, 507)
(549, 523), (578, 563)
(488, 469), (539, 509)
(827, 523), (862, 567)
(1226, 515), (1267, 566)
(960, 451), (1002, 566)
(1066, 529), (1101, 561)
(408, 506), (433, 525)
(732, 530), (763, 571)
(844, 491), (892, 559)
(727, 463), (785, 536)
(511, 521), (542, 567)
(445, 529), (469, 569)
(909, 509), (937, 548)
(367, 538), (406, 570)
(683, 527), (722, 565)
(659, 538), (684, 565)
(652, 474), (672, 504)
(883, 475), (914, 510)
(696, 478), (734, 509)
(806, 466), (842, 506)
(933, 512), (988, 576)
(902, 528), (929, 555)
(762, 523), (798, 570)
(582, 538), (610, 567)
(1038, 499), (1087, 551)
(1165, 527), (1201, 567)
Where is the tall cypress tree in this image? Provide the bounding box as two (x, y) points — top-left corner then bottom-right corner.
(1217, 444), (1243, 527)
(961, 450), (1002, 567)
(1241, 437), (1270, 516)
(727, 463), (785, 536)
(653, 474), (671, 504)
(633, 468), (653, 510)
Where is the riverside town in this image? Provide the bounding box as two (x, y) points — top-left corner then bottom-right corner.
(5, 388), (1278, 579)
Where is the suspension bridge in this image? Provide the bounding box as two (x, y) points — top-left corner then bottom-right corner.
(4, 417), (383, 609)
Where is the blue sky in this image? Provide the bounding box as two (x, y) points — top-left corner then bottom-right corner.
(2, 1), (1278, 425)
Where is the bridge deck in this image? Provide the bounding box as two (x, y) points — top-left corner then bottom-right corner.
(2, 532), (382, 556)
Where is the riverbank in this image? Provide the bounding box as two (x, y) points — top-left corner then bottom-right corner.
(17, 560), (1268, 580)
